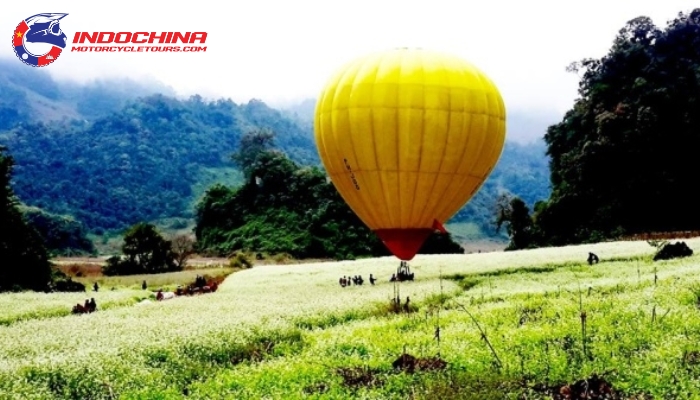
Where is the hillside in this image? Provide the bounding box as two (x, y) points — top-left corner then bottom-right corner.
(0, 57), (552, 244)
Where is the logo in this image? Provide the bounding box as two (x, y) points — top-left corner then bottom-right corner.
(11, 13), (208, 65)
(12, 13), (68, 67)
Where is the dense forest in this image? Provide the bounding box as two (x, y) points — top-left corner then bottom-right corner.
(1, 96), (317, 232)
(0, 57), (551, 248)
(497, 9), (700, 249)
(0, 146), (52, 290)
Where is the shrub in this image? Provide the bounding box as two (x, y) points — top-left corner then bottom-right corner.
(229, 253), (253, 269)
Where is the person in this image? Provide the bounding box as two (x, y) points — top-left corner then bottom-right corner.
(93, 282), (99, 292)
(369, 274), (376, 285)
(89, 298), (97, 312)
(587, 252), (599, 265)
(142, 280), (147, 290)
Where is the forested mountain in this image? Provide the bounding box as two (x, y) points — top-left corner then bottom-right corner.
(533, 9), (700, 245)
(490, 9), (700, 251)
(0, 146), (52, 290)
(0, 57), (552, 243)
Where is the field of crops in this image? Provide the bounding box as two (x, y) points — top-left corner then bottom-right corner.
(2, 238), (700, 399)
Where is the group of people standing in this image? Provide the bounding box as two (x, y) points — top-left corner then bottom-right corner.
(339, 274), (377, 287)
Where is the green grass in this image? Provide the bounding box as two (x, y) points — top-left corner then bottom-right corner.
(444, 221), (485, 240)
(73, 266), (236, 291)
(445, 221), (508, 252)
(2, 238), (700, 399)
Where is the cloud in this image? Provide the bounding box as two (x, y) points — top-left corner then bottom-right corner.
(2, 0), (695, 114)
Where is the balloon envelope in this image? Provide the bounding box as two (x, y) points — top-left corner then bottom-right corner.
(314, 48), (506, 260)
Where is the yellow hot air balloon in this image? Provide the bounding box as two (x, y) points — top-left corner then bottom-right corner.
(314, 48), (506, 260)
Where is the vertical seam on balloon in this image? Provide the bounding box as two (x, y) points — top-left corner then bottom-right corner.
(333, 60), (378, 228)
(395, 49), (405, 228)
(316, 56), (365, 186)
(431, 126), (479, 222)
(473, 73), (497, 180)
(432, 68), (495, 222)
(435, 71), (497, 222)
(416, 55), (452, 227)
(431, 65), (475, 222)
(407, 51), (426, 228)
(316, 91), (334, 182)
(346, 59), (381, 228)
(481, 83), (507, 181)
(371, 52), (394, 230)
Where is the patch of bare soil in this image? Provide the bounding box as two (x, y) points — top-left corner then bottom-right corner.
(534, 374), (652, 400)
(392, 353), (448, 374)
(303, 382), (329, 395)
(335, 366), (385, 388)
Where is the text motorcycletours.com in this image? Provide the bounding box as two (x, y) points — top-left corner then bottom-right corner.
(70, 31), (207, 52)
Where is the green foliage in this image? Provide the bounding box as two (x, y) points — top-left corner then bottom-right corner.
(0, 146), (52, 292)
(495, 194), (537, 251)
(103, 222), (180, 275)
(231, 128), (275, 178)
(19, 205), (96, 256)
(538, 9), (700, 245)
(1, 94), (318, 233)
(195, 134), (464, 260)
(418, 232), (466, 255)
(229, 253), (253, 269)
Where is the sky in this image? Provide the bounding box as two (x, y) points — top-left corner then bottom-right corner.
(1, 1), (696, 114)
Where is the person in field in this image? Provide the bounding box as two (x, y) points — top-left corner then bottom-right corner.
(587, 252), (599, 265)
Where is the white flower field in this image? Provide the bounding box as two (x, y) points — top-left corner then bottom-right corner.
(2, 238), (700, 399)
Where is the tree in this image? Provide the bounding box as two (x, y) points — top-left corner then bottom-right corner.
(20, 206), (96, 256)
(104, 222), (178, 275)
(537, 8), (700, 244)
(231, 128), (275, 179)
(419, 232), (465, 255)
(171, 234), (195, 269)
(496, 194), (535, 251)
(0, 146), (52, 291)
